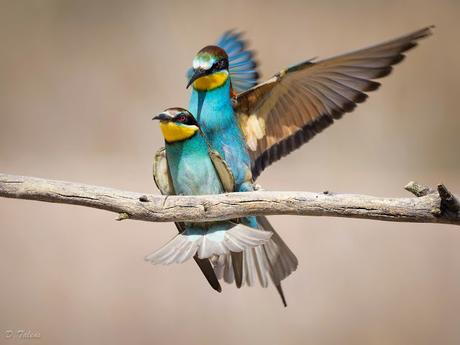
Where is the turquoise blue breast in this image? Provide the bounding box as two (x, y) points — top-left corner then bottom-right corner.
(189, 79), (252, 191)
(165, 133), (223, 196)
(189, 79), (258, 229)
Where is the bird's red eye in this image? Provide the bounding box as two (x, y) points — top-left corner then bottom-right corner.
(177, 115), (186, 123)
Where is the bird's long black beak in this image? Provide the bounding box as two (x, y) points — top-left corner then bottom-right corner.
(186, 68), (208, 89)
(152, 113), (171, 121)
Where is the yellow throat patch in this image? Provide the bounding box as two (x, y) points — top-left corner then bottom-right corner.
(193, 71), (229, 91)
(159, 122), (198, 143)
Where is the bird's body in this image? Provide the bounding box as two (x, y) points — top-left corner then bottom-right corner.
(189, 78), (253, 191)
(147, 108), (271, 266)
(184, 26), (433, 304)
(147, 27), (433, 305)
(188, 27), (433, 179)
(165, 131), (222, 196)
(187, 38), (298, 305)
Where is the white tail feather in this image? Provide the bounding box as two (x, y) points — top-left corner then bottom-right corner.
(211, 254), (235, 284)
(211, 234), (296, 288)
(256, 216), (298, 284)
(145, 224), (271, 265)
(251, 246), (270, 287)
(209, 217), (297, 307)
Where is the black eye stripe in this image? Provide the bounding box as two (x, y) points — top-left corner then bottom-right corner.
(174, 113), (199, 127)
(211, 58), (228, 72)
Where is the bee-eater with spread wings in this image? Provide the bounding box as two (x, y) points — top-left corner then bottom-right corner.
(184, 27), (433, 304)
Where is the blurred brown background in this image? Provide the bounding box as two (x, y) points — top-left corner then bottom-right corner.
(0, 0), (459, 344)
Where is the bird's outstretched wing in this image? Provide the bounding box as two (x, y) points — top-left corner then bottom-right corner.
(235, 26), (434, 180)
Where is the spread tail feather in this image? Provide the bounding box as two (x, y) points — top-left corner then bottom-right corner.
(211, 245), (276, 288)
(193, 255), (222, 293)
(256, 216), (298, 283)
(211, 216), (297, 307)
(174, 222), (222, 293)
(257, 215), (298, 306)
(145, 224), (272, 265)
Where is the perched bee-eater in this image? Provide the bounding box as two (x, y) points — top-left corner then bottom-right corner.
(148, 108), (272, 262)
(148, 107), (293, 299)
(186, 27), (433, 303)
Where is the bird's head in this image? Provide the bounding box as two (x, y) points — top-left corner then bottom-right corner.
(187, 45), (229, 91)
(153, 108), (200, 143)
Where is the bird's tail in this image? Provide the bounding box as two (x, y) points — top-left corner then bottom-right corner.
(211, 216), (298, 306)
(145, 223), (272, 265)
(256, 215), (298, 285)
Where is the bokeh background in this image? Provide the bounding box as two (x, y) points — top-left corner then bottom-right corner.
(1, 1), (459, 344)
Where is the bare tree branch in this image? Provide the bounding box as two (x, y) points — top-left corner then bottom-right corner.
(0, 173), (459, 226)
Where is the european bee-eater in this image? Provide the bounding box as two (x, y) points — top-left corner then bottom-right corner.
(186, 27), (433, 303)
(188, 27), (433, 179)
(148, 108), (272, 262)
(148, 108), (283, 293)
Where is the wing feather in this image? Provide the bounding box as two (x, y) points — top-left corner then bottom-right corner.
(152, 147), (175, 195)
(235, 26), (433, 179)
(217, 30), (260, 93)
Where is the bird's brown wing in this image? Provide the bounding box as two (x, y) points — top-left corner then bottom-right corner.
(152, 147), (175, 195)
(235, 26), (433, 180)
(208, 148), (235, 193)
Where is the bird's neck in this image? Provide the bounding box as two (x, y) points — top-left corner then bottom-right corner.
(165, 131), (207, 159)
(189, 79), (234, 131)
